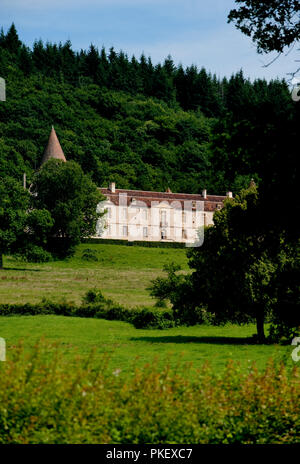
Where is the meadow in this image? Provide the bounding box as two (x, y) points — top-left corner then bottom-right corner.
(0, 243), (296, 376)
(0, 243), (189, 306)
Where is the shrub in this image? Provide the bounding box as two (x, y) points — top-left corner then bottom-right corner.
(268, 320), (300, 344)
(154, 299), (167, 308)
(0, 342), (299, 444)
(132, 307), (175, 329)
(15, 244), (52, 263)
(82, 238), (185, 248)
(0, 296), (176, 329)
(81, 248), (98, 261)
(82, 288), (105, 304)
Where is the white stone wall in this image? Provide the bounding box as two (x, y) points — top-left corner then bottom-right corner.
(95, 198), (215, 244)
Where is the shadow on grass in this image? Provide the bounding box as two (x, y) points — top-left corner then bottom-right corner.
(130, 335), (257, 345)
(1, 267), (43, 272)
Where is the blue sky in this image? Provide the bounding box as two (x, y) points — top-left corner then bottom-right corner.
(1, 0), (298, 82)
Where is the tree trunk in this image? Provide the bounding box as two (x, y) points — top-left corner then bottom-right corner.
(256, 310), (266, 343)
(0, 253), (3, 269)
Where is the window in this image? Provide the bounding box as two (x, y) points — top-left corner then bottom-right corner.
(143, 227), (148, 237)
(106, 207), (112, 218)
(161, 229), (166, 240)
(161, 210), (167, 226)
(122, 226), (128, 236)
(143, 209), (148, 220)
(123, 207), (127, 219)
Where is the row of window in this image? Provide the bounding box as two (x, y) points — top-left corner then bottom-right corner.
(106, 226), (148, 237)
(106, 226), (195, 240)
(106, 207), (148, 220)
(105, 207), (207, 224)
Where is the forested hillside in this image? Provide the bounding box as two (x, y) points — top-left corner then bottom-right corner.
(0, 23), (295, 197)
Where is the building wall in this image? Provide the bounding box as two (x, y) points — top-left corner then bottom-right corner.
(95, 199), (215, 244)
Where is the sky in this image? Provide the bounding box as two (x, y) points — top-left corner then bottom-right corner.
(1, 0), (299, 82)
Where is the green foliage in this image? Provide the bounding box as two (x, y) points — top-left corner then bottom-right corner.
(30, 159), (104, 257)
(228, 0), (300, 53)
(130, 307), (175, 329)
(82, 288), (105, 304)
(0, 293), (175, 329)
(81, 248), (98, 261)
(269, 240), (300, 343)
(0, 176), (29, 267)
(150, 186), (296, 342)
(149, 263), (208, 326)
(16, 244), (52, 263)
(83, 238), (186, 248)
(186, 185), (287, 341)
(0, 342), (299, 443)
(0, 24), (295, 202)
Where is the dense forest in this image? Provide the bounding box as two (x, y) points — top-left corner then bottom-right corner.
(0, 23), (297, 201)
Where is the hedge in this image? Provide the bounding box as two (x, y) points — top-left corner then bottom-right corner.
(0, 300), (176, 330)
(0, 342), (299, 444)
(82, 238), (186, 248)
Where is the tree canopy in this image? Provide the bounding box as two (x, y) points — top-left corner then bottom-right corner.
(228, 0), (300, 53)
(0, 23), (295, 201)
(30, 159), (104, 257)
(149, 184), (299, 343)
(0, 176), (29, 268)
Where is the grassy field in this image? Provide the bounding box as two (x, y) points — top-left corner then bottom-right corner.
(0, 243), (297, 377)
(0, 316), (295, 375)
(0, 243), (189, 306)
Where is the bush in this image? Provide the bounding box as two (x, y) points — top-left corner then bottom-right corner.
(268, 320), (300, 344)
(15, 244), (52, 263)
(0, 295), (176, 330)
(82, 238), (186, 248)
(82, 288), (105, 304)
(132, 307), (175, 329)
(81, 248), (98, 261)
(0, 342), (299, 444)
(154, 299), (167, 308)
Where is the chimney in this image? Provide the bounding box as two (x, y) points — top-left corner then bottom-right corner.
(109, 182), (116, 193)
(226, 191), (233, 198)
(202, 189), (207, 199)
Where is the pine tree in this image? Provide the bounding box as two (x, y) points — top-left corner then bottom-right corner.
(3, 23), (21, 54)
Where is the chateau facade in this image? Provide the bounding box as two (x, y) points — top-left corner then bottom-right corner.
(97, 183), (230, 244)
(41, 127), (231, 244)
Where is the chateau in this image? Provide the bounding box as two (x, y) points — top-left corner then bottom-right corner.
(42, 127), (231, 244)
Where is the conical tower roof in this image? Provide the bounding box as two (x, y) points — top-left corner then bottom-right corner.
(41, 126), (66, 165)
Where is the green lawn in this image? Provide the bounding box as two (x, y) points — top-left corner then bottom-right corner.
(0, 243), (297, 377)
(0, 243), (189, 307)
(0, 316), (295, 376)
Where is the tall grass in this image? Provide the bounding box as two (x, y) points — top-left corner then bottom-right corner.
(0, 341), (299, 444)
